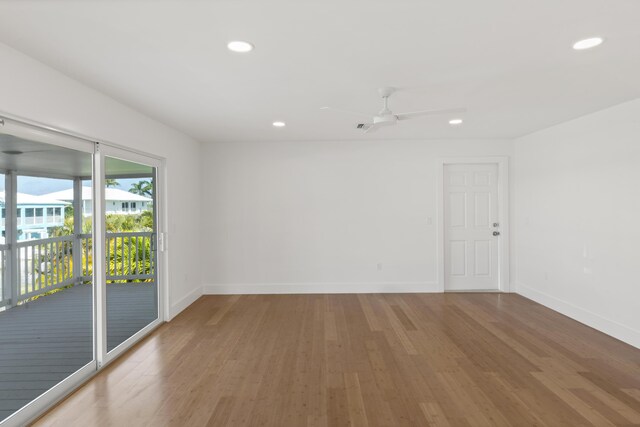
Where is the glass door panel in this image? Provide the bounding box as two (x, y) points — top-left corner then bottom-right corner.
(0, 130), (94, 424)
(103, 156), (158, 353)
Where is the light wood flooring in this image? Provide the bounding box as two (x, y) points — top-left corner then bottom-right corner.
(33, 293), (640, 426)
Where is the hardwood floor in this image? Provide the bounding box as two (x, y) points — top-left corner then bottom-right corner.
(33, 293), (640, 426)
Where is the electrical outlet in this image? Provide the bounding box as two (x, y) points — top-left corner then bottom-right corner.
(377, 262), (383, 271)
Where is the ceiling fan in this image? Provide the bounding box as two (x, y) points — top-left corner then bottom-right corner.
(321, 87), (466, 133)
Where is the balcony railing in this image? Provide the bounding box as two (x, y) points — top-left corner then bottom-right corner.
(104, 232), (155, 282)
(17, 235), (75, 301)
(0, 231), (155, 307)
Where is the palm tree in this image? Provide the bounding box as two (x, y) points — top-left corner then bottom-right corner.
(105, 179), (120, 188)
(129, 180), (153, 197)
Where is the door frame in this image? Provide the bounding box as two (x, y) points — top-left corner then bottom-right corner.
(436, 156), (510, 292)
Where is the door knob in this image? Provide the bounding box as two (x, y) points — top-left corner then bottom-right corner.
(493, 231), (500, 236)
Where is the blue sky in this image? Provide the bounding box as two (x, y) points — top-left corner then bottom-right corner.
(0, 175), (142, 195)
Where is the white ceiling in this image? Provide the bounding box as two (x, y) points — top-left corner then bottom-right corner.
(0, 0), (639, 143)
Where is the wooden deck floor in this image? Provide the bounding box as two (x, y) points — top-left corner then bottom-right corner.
(0, 283), (157, 422)
(32, 293), (640, 427)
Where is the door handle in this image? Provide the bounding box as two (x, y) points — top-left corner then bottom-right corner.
(493, 231), (500, 236)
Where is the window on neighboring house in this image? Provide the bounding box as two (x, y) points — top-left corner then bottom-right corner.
(131, 202), (136, 210)
(25, 208), (35, 224)
(47, 207), (62, 223)
(1, 208), (4, 226)
(35, 208), (44, 224)
(122, 202), (129, 211)
(17, 208), (21, 225)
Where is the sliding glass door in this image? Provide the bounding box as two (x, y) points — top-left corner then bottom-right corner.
(0, 118), (165, 426)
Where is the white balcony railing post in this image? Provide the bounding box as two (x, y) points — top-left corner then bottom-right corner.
(6, 171), (18, 308)
(72, 178), (83, 285)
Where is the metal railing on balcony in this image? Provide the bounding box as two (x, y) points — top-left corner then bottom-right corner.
(0, 231), (155, 307)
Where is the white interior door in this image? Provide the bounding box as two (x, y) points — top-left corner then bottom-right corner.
(444, 163), (500, 291)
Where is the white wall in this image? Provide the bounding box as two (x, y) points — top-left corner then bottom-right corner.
(514, 98), (640, 348)
(201, 139), (512, 294)
(0, 42), (202, 318)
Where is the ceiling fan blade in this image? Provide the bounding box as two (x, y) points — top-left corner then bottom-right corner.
(362, 124), (378, 134)
(396, 107), (467, 120)
(321, 106), (371, 118)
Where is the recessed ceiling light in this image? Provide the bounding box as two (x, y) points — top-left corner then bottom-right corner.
(227, 41), (254, 53)
(272, 121), (286, 127)
(573, 37), (604, 50)
(449, 119), (463, 125)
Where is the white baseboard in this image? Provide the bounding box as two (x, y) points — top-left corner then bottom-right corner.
(169, 286), (203, 320)
(203, 281), (441, 295)
(516, 281), (640, 349)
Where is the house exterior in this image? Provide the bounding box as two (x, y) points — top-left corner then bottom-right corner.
(0, 192), (69, 241)
(43, 186), (152, 216)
